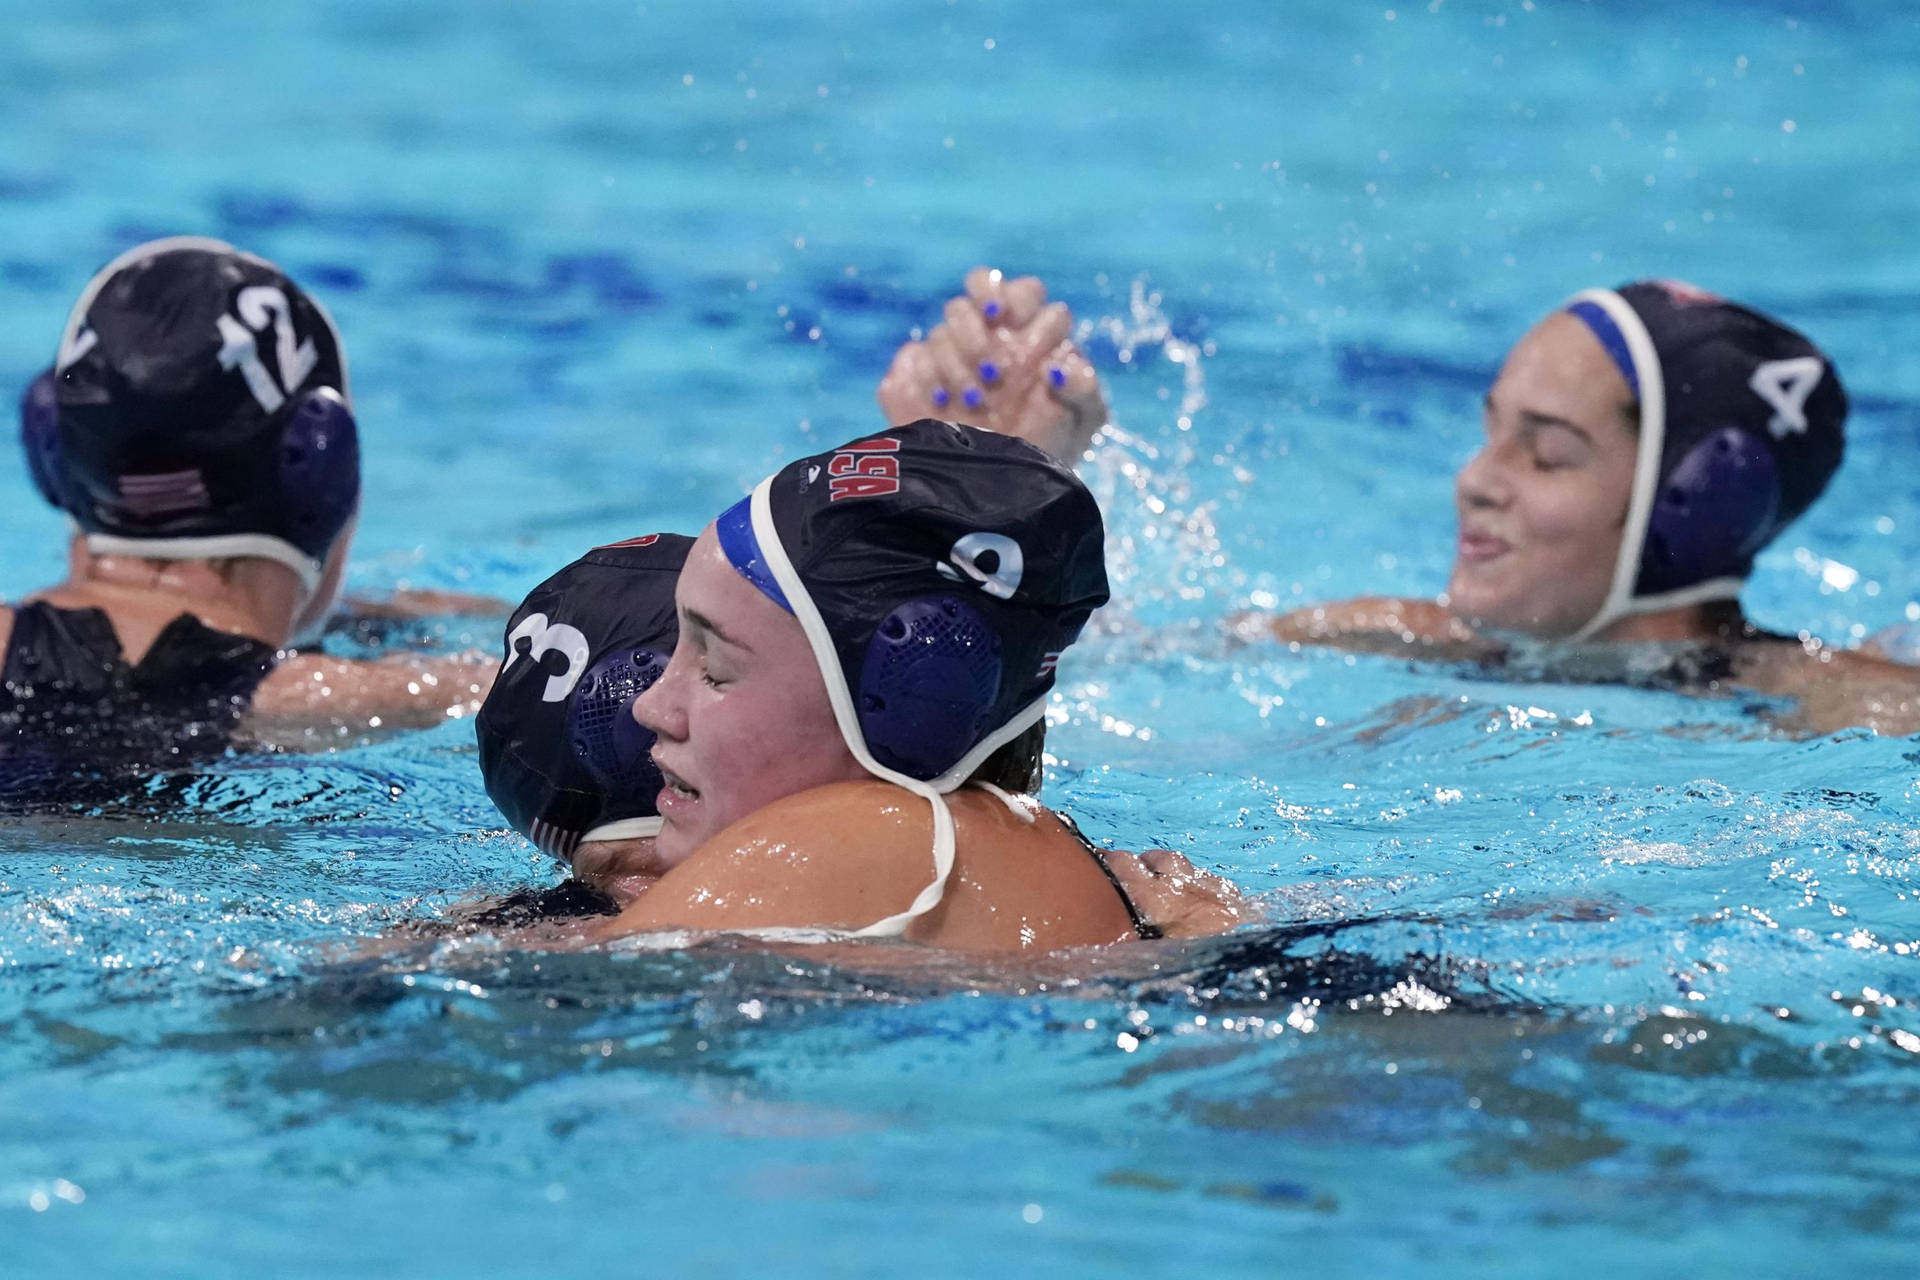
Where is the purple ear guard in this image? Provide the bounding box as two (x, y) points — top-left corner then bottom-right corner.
(1638, 426), (1780, 596)
(566, 646), (670, 801)
(857, 596), (1004, 779)
(18, 370), (62, 508)
(278, 387), (361, 558)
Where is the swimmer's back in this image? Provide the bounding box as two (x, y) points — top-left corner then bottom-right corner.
(597, 780), (1142, 952)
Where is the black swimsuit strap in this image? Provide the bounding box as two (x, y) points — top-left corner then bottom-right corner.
(132, 612), (276, 703)
(1054, 810), (1163, 941)
(4, 602), (275, 699)
(2, 601), (123, 690)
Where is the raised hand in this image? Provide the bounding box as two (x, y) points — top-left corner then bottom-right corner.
(878, 267), (1109, 463)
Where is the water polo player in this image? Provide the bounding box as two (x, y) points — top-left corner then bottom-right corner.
(1242, 280), (1920, 732)
(474, 533), (691, 914)
(3, 237), (493, 749)
(571, 419), (1196, 949)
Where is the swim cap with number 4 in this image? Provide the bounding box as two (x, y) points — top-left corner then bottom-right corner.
(1563, 280), (1846, 637)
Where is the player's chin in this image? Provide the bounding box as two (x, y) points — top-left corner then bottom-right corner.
(649, 812), (703, 866)
(1445, 566), (1503, 626)
(1445, 573), (1544, 636)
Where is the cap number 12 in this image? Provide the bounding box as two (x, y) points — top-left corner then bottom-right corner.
(217, 285), (319, 415)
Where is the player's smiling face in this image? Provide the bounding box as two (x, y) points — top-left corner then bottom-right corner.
(1448, 311), (1640, 638)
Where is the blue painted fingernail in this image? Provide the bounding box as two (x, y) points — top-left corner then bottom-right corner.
(962, 387), (983, 409)
(931, 386), (950, 407)
(1048, 365), (1067, 388)
(978, 361), (1000, 383)
(983, 301), (1002, 320)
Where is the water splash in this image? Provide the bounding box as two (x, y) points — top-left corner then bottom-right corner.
(1075, 279), (1239, 638)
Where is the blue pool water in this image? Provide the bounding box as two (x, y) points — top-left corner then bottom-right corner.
(5, 2), (1920, 1275)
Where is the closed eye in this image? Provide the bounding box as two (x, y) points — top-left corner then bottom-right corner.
(1525, 419), (1591, 469)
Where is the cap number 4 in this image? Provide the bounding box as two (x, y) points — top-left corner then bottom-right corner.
(1748, 356), (1824, 440)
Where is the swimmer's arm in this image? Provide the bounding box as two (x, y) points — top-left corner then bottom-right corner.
(878, 267), (1108, 464)
(243, 650), (497, 743)
(1230, 595), (1501, 661)
(0, 605), (12, 659)
(336, 587), (512, 621)
(1858, 628), (1903, 663)
(588, 781), (930, 939)
(1734, 645), (1920, 737)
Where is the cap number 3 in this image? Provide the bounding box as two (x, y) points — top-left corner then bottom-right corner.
(502, 613), (592, 702)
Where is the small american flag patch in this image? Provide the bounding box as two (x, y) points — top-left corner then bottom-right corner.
(117, 469), (211, 517)
(528, 816), (582, 859)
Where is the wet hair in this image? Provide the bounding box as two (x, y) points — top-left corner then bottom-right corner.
(966, 719), (1046, 794)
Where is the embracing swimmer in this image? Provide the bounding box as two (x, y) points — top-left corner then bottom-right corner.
(572, 418), (1168, 949)
(477, 516), (1241, 943)
(1223, 280), (1920, 736)
(2, 238), (498, 753)
(473, 532), (691, 917)
(474, 280), (1244, 942)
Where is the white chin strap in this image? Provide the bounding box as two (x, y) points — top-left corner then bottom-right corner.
(84, 531), (325, 599)
(1564, 289), (1746, 643)
(581, 816), (664, 843)
(747, 475), (1048, 939)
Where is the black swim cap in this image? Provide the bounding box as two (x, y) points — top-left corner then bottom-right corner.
(720, 418), (1109, 786)
(474, 534), (691, 861)
(1562, 280), (1847, 638)
(21, 237), (358, 595)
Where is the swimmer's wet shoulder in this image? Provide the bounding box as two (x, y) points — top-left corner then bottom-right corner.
(591, 780), (1143, 951)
